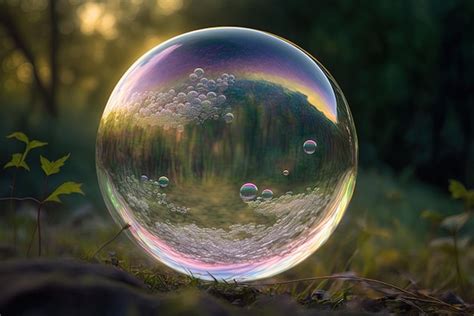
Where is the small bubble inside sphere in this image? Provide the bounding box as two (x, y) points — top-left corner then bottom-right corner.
(261, 189), (274, 200)
(158, 176), (169, 188)
(224, 112), (234, 123)
(240, 183), (258, 201)
(96, 27), (357, 281)
(303, 139), (318, 154)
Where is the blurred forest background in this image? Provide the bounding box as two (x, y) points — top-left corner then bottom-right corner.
(0, 0), (473, 311)
(1, 0), (473, 192)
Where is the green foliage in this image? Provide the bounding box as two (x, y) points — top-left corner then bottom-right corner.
(7, 131), (29, 144)
(441, 213), (470, 233)
(45, 181), (84, 203)
(449, 180), (468, 199)
(449, 179), (474, 208)
(37, 152), (83, 204)
(421, 180), (472, 231)
(29, 140), (48, 149)
(40, 153), (70, 176)
(420, 209), (444, 224)
(3, 131), (84, 204)
(421, 179), (473, 291)
(4, 153), (30, 171)
(2, 132), (84, 256)
(4, 131), (47, 171)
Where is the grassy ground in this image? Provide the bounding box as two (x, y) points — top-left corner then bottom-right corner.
(0, 168), (472, 314)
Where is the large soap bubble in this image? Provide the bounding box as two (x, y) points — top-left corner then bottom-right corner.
(96, 27), (357, 281)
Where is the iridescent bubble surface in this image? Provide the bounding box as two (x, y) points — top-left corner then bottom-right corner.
(303, 140), (318, 154)
(224, 112), (234, 124)
(261, 189), (274, 201)
(240, 183), (259, 202)
(158, 176), (169, 188)
(96, 27), (357, 281)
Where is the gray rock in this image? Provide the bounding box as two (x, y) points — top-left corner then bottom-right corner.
(0, 259), (236, 316)
(0, 259), (155, 315)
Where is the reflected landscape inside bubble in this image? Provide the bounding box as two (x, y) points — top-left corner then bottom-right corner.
(96, 27), (357, 281)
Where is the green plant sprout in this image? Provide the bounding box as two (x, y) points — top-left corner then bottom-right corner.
(3, 132), (47, 248)
(1, 131), (84, 256)
(421, 179), (473, 293)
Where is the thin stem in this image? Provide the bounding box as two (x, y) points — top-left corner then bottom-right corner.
(452, 231), (464, 293)
(26, 220), (37, 257)
(397, 297), (425, 314)
(9, 172), (17, 248)
(37, 202), (42, 256)
(12, 148), (30, 247)
(92, 223), (131, 259)
(37, 176), (48, 257)
(0, 197), (41, 204)
(242, 275), (462, 312)
(2, 195), (42, 257)
(24, 176), (48, 257)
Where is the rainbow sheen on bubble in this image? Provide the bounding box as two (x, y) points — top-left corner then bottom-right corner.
(96, 27), (357, 281)
(303, 139), (318, 154)
(158, 176), (169, 188)
(240, 183), (259, 202)
(261, 189), (274, 201)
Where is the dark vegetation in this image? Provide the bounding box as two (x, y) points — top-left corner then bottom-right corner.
(1, 131), (473, 314)
(0, 0), (473, 314)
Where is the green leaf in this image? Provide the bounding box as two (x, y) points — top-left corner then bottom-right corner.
(466, 190), (474, 208)
(449, 179), (467, 199)
(45, 181), (84, 203)
(28, 140), (48, 150)
(441, 213), (470, 232)
(3, 153), (30, 171)
(420, 209), (444, 224)
(40, 153), (70, 176)
(7, 131), (29, 144)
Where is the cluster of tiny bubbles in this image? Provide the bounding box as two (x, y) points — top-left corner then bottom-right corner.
(239, 183), (258, 202)
(303, 139), (318, 155)
(156, 192), (190, 214)
(124, 174), (189, 215)
(126, 191), (149, 212)
(125, 68), (236, 129)
(261, 189), (274, 201)
(158, 176), (169, 188)
(282, 169), (290, 176)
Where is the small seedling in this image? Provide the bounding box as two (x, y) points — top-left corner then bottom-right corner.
(421, 179), (472, 292)
(3, 132), (47, 247)
(1, 131), (84, 256)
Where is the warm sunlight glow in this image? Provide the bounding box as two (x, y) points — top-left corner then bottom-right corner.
(157, 0), (184, 15)
(16, 62), (32, 83)
(77, 2), (118, 39)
